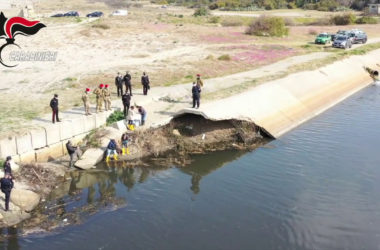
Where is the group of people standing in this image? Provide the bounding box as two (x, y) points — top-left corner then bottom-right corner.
(92, 84), (112, 113)
(115, 71), (151, 97)
(49, 71), (151, 123)
(48, 71), (204, 128)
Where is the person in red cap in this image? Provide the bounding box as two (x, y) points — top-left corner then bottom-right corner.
(82, 88), (91, 115)
(103, 84), (112, 111)
(196, 74), (203, 88)
(94, 84), (104, 112)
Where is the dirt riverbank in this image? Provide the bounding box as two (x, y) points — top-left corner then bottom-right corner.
(89, 114), (271, 167)
(0, 114), (269, 232)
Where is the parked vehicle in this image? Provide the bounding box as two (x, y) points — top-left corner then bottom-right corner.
(112, 9), (128, 16)
(336, 30), (349, 36)
(86, 11), (104, 17)
(51, 13), (64, 17)
(348, 30), (367, 44)
(64, 11), (79, 17)
(315, 33), (332, 44)
(332, 35), (352, 49)
(336, 30), (356, 43)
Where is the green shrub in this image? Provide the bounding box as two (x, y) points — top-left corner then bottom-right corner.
(356, 16), (378, 24)
(218, 54), (231, 60)
(208, 16), (220, 23)
(106, 110), (125, 125)
(217, 0), (241, 10)
(303, 3), (317, 9)
(287, 2), (297, 9)
(303, 0), (339, 11)
(193, 7), (209, 16)
(330, 13), (356, 25)
(178, 14), (184, 18)
(0, 159), (4, 169)
(246, 15), (289, 37)
(317, 0), (338, 11)
(209, 2), (219, 9)
(351, 0), (366, 10)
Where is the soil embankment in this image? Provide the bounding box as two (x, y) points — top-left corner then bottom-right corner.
(88, 114), (270, 167)
(0, 162), (67, 228)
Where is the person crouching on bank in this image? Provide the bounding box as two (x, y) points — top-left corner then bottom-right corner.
(106, 139), (119, 162)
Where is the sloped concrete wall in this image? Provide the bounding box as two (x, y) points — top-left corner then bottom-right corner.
(0, 136), (17, 159)
(15, 133), (33, 155)
(30, 129), (47, 149)
(0, 111), (112, 162)
(176, 49), (380, 138)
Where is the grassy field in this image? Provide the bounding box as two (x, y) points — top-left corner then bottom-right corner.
(203, 42), (380, 100)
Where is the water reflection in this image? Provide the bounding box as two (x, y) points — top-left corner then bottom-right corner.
(0, 228), (20, 250)
(3, 86), (380, 250)
(180, 150), (249, 194)
(2, 149), (249, 238)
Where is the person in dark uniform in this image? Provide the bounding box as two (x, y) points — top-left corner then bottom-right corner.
(50, 94), (60, 123)
(137, 106), (147, 126)
(0, 173), (14, 211)
(122, 93), (131, 119)
(123, 71), (132, 96)
(3, 156), (12, 176)
(192, 82), (201, 109)
(66, 140), (81, 168)
(141, 72), (150, 95)
(115, 72), (123, 97)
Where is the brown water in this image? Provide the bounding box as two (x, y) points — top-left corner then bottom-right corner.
(2, 85), (380, 250)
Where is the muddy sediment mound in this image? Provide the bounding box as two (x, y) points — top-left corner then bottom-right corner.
(119, 114), (270, 166)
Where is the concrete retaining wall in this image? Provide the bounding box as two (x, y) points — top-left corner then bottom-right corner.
(176, 49), (380, 138)
(0, 111), (113, 163)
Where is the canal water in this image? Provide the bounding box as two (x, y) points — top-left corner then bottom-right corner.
(3, 84), (380, 250)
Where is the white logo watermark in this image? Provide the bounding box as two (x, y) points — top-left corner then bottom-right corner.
(9, 51), (58, 62)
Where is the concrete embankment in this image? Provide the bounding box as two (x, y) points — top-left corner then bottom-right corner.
(0, 110), (113, 163)
(176, 49), (380, 138)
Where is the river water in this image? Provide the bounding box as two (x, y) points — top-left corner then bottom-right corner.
(3, 84), (380, 250)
